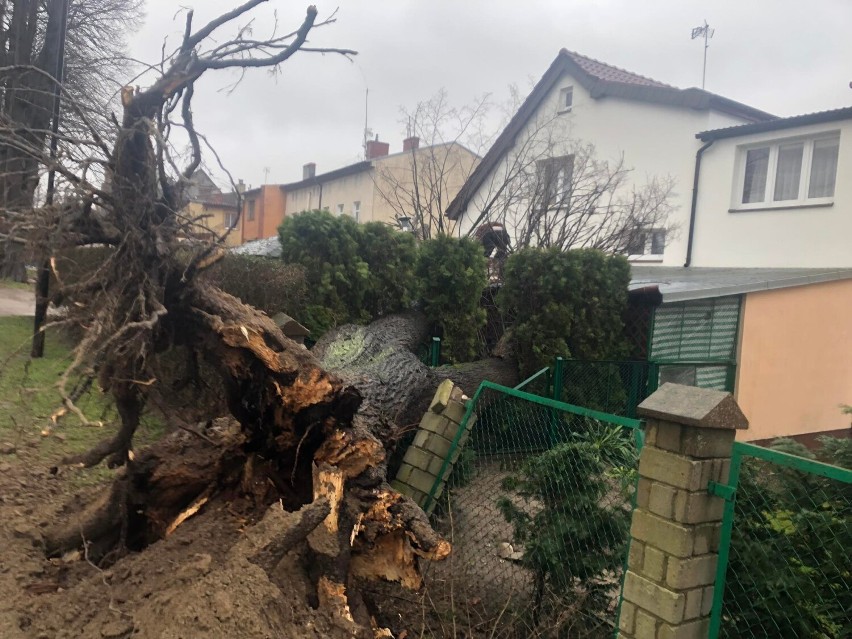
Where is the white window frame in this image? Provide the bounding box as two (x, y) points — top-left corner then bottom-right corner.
(336, 203), (344, 216)
(627, 227), (666, 260)
(352, 201), (361, 222)
(731, 132), (839, 211)
(558, 86), (573, 114)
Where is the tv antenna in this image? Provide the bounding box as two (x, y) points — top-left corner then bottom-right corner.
(691, 20), (715, 90)
(263, 166), (270, 184)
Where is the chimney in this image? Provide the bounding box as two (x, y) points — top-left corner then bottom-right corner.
(403, 136), (420, 152)
(303, 163), (316, 180)
(236, 179), (245, 193)
(365, 136), (390, 160)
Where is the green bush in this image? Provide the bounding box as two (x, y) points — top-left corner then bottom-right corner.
(499, 248), (631, 376)
(278, 211), (418, 336)
(498, 425), (637, 622)
(416, 235), (487, 363)
(279, 210), (370, 334)
(204, 254), (307, 318)
(721, 437), (852, 638)
(358, 221), (418, 318)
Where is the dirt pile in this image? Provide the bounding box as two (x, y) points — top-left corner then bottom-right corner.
(0, 450), (374, 639)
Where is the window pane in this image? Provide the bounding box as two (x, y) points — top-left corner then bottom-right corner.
(650, 230), (665, 255)
(742, 147), (769, 203)
(773, 143), (803, 201)
(808, 137), (839, 198)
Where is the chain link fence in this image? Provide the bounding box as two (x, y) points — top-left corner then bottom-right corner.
(710, 438), (852, 639)
(419, 382), (642, 638)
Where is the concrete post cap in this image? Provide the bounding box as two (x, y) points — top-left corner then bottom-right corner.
(637, 383), (748, 430)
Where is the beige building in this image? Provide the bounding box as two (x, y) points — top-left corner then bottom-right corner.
(283, 137), (479, 235)
(185, 170), (242, 247)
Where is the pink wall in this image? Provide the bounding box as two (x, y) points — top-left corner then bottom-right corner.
(736, 279), (852, 441)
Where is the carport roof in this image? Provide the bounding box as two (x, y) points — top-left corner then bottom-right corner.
(629, 266), (852, 303)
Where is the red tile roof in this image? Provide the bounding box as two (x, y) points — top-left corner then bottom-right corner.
(563, 50), (673, 88)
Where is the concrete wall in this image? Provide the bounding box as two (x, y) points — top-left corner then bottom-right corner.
(240, 186), (286, 242)
(691, 119), (851, 267)
(457, 71), (751, 266)
(735, 278), (852, 441)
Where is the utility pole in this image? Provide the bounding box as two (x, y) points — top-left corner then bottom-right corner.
(691, 20), (715, 90)
(32, 0), (70, 358)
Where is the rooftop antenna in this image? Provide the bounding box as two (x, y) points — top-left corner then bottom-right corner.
(363, 85), (370, 159)
(263, 166), (270, 184)
(691, 20), (715, 90)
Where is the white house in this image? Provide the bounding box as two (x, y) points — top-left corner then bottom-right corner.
(688, 107), (851, 268)
(446, 49), (773, 266)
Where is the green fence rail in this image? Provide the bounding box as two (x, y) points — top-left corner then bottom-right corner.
(550, 358), (737, 418)
(421, 381), (643, 638)
(709, 439), (852, 639)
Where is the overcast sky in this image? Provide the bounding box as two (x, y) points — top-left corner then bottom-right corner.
(127, 0), (852, 190)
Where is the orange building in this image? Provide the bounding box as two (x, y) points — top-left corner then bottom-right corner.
(630, 267), (852, 444)
(240, 185), (287, 243)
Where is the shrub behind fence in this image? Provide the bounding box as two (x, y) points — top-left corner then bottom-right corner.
(421, 383), (642, 638)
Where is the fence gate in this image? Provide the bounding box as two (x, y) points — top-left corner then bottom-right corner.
(708, 441), (852, 638)
(419, 381), (643, 638)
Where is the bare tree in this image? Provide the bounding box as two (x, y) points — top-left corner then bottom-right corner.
(459, 106), (677, 256)
(0, 0), (142, 280)
(373, 89), (486, 239)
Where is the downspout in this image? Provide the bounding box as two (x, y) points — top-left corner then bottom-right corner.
(684, 139), (714, 267)
(318, 182), (323, 211)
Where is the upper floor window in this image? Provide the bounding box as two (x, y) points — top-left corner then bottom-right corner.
(736, 133), (839, 210)
(225, 212), (238, 230)
(247, 199), (256, 221)
(336, 203), (344, 216)
(558, 86), (573, 113)
(352, 201), (361, 222)
(537, 155), (574, 210)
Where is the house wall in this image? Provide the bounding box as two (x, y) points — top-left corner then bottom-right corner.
(373, 143), (479, 228)
(240, 186), (286, 242)
(457, 71), (751, 266)
(691, 119), (852, 267)
(735, 279), (852, 441)
(286, 143), (479, 228)
(185, 202), (241, 246)
(285, 171), (377, 222)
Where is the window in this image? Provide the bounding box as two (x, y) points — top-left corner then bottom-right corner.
(559, 86), (573, 113)
(735, 134), (839, 209)
(225, 212), (238, 230)
(247, 199), (255, 221)
(352, 201), (361, 222)
(536, 155), (574, 210)
(336, 204), (344, 216)
(626, 228), (666, 257)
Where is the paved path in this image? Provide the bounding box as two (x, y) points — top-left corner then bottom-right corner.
(0, 286), (34, 316)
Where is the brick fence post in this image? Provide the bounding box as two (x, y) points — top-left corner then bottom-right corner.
(618, 383), (748, 639)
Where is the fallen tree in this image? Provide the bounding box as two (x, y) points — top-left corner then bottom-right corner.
(0, 4), (518, 636)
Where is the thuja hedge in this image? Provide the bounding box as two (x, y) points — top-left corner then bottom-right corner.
(278, 211), (487, 360)
(499, 248), (631, 376)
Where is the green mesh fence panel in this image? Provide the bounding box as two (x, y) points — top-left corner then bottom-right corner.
(561, 360), (650, 418)
(711, 441), (852, 639)
(419, 384), (642, 638)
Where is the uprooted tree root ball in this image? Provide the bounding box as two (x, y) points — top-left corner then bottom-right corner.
(0, 3), (525, 634)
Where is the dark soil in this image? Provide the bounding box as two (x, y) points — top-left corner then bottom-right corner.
(0, 442), (366, 639)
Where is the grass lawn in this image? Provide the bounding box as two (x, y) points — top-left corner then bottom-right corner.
(0, 278), (33, 291)
(0, 315), (165, 482)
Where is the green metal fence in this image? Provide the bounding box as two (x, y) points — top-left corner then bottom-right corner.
(556, 358), (736, 418)
(708, 440), (852, 639)
(421, 381), (643, 638)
